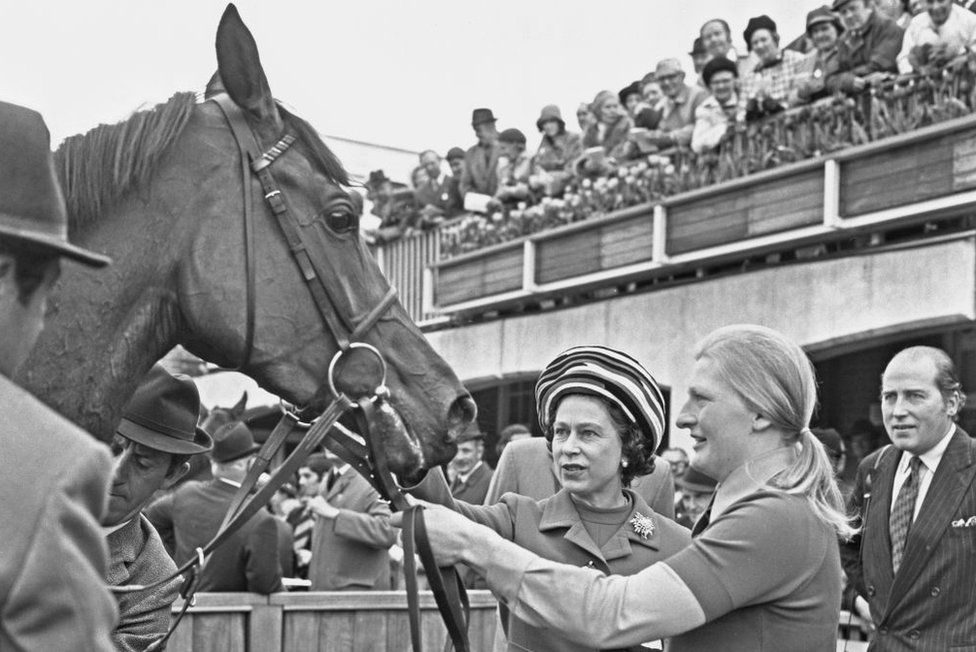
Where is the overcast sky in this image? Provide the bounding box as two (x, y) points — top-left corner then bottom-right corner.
(5, 1), (819, 178)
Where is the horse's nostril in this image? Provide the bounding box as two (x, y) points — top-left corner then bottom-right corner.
(447, 395), (477, 440)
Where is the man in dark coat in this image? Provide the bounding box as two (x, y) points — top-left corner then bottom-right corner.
(828, 0), (904, 94)
(448, 424), (494, 505)
(104, 365), (213, 651)
(146, 422), (283, 594)
(841, 346), (976, 651)
(460, 108), (502, 198)
(415, 149), (462, 223)
(0, 100), (117, 651)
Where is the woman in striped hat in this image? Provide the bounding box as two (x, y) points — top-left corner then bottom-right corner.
(408, 345), (689, 652)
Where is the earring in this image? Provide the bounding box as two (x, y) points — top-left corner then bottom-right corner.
(621, 460), (629, 469)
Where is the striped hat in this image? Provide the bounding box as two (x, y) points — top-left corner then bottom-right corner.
(535, 346), (666, 451)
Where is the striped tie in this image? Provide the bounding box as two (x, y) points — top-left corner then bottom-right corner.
(889, 456), (922, 574)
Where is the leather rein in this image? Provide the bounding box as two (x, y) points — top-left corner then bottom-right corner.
(111, 94), (469, 652)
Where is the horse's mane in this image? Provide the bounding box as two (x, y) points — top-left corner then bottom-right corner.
(56, 92), (349, 230)
(57, 92), (198, 228)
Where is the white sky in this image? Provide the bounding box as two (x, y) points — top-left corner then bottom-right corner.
(4, 1), (819, 181)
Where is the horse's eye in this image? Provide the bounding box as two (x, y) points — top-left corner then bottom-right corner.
(325, 210), (357, 233)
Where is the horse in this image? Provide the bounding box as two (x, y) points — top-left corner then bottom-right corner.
(16, 4), (475, 483)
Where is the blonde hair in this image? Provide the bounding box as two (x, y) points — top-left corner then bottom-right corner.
(696, 324), (855, 540)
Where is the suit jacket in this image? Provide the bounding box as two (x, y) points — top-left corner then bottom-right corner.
(145, 479), (282, 594)
(415, 174), (462, 218)
(451, 461), (494, 505)
(308, 469), (396, 590)
(460, 141), (501, 197)
(485, 437), (676, 518)
(828, 10), (904, 93)
(841, 427), (976, 651)
(413, 469), (690, 652)
(106, 515), (181, 652)
(0, 375), (117, 652)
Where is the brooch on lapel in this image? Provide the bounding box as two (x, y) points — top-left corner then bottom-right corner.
(630, 513), (655, 539)
(951, 516), (976, 528)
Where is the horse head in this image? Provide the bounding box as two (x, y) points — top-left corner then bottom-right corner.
(22, 4), (474, 482)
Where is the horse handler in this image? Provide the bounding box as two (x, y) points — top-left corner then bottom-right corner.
(0, 100), (115, 649)
(103, 365), (213, 651)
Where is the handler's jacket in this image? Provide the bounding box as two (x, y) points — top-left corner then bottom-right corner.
(0, 375), (118, 651)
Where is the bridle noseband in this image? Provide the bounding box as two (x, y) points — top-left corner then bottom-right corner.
(118, 95), (468, 652)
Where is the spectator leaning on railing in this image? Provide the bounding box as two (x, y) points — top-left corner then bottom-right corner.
(531, 104), (583, 197)
(580, 90), (633, 176)
(415, 149), (463, 225)
(828, 0), (904, 94)
(446, 146), (466, 179)
(690, 37), (710, 78)
(796, 6), (844, 104)
(741, 15), (810, 121)
(898, 0), (976, 74)
(692, 56), (742, 154)
(651, 58), (710, 147)
(493, 128), (533, 207)
(699, 18), (754, 75)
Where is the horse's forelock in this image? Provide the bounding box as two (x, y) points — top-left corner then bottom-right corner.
(276, 104), (350, 187)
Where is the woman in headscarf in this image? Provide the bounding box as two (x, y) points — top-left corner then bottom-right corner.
(408, 345), (689, 652)
(402, 325), (853, 652)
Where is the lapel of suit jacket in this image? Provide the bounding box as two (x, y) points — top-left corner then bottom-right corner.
(886, 428), (976, 611)
(865, 445), (899, 603)
(326, 469), (354, 503)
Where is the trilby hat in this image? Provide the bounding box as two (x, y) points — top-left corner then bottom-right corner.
(535, 345), (667, 453)
(456, 421), (485, 444)
(0, 101), (110, 267)
(471, 108), (497, 127)
(117, 365), (213, 455)
(212, 421), (261, 463)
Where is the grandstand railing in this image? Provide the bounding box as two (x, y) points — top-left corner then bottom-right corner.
(374, 70), (976, 323)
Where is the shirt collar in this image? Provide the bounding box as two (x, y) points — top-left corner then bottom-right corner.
(711, 445), (798, 520)
(102, 517), (135, 536)
(670, 85), (690, 106)
(899, 424), (955, 474)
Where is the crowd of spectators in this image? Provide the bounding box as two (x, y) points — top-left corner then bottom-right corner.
(361, 0), (976, 256)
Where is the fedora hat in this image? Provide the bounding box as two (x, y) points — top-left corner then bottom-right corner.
(0, 101), (110, 267)
(445, 146), (466, 161)
(117, 365), (213, 455)
(471, 108), (497, 127)
(456, 421), (485, 444)
(212, 421), (260, 463)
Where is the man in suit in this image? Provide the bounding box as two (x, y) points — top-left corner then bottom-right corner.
(460, 108), (502, 198)
(842, 346), (976, 651)
(449, 424), (494, 505)
(828, 0), (904, 94)
(0, 100), (118, 651)
(104, 365), (213, 651)
(485, 436), (676, 518)
(305, 450), (397, 590)
(415, 149), (462, 224)
(145, 422), (283, 594)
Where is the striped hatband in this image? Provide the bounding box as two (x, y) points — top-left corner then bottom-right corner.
(535, 345), (666, 452)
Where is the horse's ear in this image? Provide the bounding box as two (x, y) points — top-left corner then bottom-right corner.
(204, 71), (226, 99)
(215, 4), (279, 123)
(231, 391), (248, 419)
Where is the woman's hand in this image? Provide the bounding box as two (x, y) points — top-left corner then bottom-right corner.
(391, 504), (497, 567)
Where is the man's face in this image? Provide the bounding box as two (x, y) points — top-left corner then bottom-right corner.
(839, 0), (872, 31)
(701, 21), (731, 58)
(926, 0), (952, 26)
(881, 353), (959, 455)
(448, 157), (465, 177)
(420, 152), (442, 180)
(708, 71), (737, 103)
(810, 22), (840, 51)
(751, 29), (780, 63)
(0, 256), (60, 377)
(451, 440), (483, 474)
(677, 356), (757, 482)
(658, 71), (685, 99)
(106, 439), (185, 527)
(297, 467), (324, 497)
(473, 122), (496, 146)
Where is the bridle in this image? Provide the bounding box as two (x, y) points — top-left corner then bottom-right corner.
(111, 94), (470, 652)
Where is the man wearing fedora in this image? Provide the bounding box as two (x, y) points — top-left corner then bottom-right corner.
(146, 421), (283, 594)
(460, 108), (502, 198)
(104, 365), (213, 651)
(0, 100), (117, 650)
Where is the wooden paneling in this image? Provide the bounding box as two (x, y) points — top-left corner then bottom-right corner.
(376, 230), (440, 322)
(435, 247), (523, 306)
(840, 129), (976, 216)
(535, 211), (654, 284)
(667, 170), (823, 255)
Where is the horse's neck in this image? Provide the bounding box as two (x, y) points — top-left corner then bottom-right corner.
(17, 212), (182, 440)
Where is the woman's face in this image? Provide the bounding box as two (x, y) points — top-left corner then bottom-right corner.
(643, 82), (663, 105)
(598, 97), (621, 123)
(541, 120), (561, 137)
(551, 394), (625, 507)
(809, 22), (839, 52)
(701, 20), (731, 58)
(750, 29), (779, 63)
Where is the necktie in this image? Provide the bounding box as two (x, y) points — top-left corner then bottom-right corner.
(326, 469), (339, 492)
(450, 474), (463, 494)
(889, 456), (923, 574)
(691, 495), (715, 537)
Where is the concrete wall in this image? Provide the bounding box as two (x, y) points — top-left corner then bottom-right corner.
(428, 235), (976, 450)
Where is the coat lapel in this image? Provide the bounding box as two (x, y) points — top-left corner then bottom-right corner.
(865, 446), (899, 602)
(538, 489), (605, 561)
(886, 428), (976, 611)
(106, 517), (144, 586)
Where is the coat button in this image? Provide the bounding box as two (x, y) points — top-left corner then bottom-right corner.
(909, 630), (920, 640)
(930, 587), (941, 596)
(867, 585), (876, 597)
